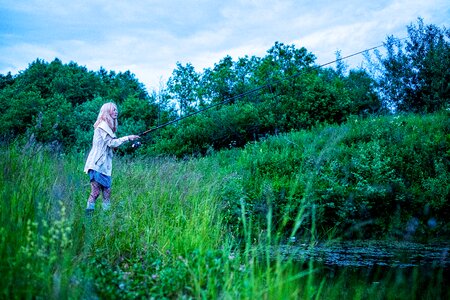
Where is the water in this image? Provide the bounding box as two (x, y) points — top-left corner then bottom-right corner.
(273, 240), (450, 299)
(277, 240), (450, 268)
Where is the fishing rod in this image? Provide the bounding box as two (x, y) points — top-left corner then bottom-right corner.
(132, 39), (400, 148)
(132, 80), (269, 148)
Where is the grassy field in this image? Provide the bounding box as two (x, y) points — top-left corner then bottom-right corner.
(1, 112), (449, 299)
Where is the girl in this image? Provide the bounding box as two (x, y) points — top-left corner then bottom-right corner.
(84, 102), (140, 214)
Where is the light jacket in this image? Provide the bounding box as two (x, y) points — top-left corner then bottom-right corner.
(83, 121), (128, 176)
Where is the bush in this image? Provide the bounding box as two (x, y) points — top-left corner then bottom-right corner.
(218, 111), (450, 240)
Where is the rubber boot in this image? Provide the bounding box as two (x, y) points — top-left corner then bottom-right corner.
(102, 201), (110, 211)
(86, 201), (95, 216)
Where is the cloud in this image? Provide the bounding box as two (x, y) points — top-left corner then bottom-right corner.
(1, 0), (449, 90)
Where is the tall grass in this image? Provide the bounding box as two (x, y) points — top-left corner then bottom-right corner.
(0, 145), (310, 299)
(1, 111), (448, 298)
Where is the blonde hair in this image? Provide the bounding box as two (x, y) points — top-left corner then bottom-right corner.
(94, 102), (118, 132)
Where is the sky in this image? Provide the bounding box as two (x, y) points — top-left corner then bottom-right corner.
(0, 0), (449, 91)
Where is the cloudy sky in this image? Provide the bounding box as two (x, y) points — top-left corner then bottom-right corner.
(1, 0), (449, 90)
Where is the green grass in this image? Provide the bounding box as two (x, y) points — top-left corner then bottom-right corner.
(1, 111), (448, 299)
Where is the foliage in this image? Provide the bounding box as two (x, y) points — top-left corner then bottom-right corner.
(366, 18), (450, 112)
(91, 248), (230, 299)
(0, 19), (448, 158)
(0, 58), (158, 151)
(217, 111), (450, 240)
(16, 207), (73, 298)
(0, 146), (85, 298)
(149, 62), (380, 157)
(167, 62), (201, 116)
(147, 101), (262, 157)
(1, 18), (449, 300)
(0, 38), (385, 156)
(158, 41), (380, 157)
(0, 110), (449, 298)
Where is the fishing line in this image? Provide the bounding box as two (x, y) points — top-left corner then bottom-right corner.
(133, 37), (407, 148)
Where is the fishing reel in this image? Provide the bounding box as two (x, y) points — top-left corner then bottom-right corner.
(131, 141), (142, 149)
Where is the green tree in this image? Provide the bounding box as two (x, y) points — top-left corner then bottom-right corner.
(72, 97), (106, 151)
(0, 72), (14, 89)
(201, 56), (238, 104)
(152, 41), (381, 156)
(48, 59), (104, 106)
(106, 70), (148, 104)
(343, 69), (382, 115)
(0, 89), (44, 138)
(167, 62), (201, 116)
(119, 94), (159, 137)
(32, 94), (74, 149)
(234, 55), (260, 95)
(367, 18), (450, 112)
(251, 42), (315, 90)
(0, 58), (156, 151)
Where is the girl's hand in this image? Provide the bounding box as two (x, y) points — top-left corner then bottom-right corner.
(128, 135), (140, 141)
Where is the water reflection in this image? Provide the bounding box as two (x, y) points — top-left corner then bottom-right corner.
(274, 241), (449, 299)
(277, 240), (449, 268)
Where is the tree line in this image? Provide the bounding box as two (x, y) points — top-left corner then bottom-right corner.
(0, 19), (448, 156)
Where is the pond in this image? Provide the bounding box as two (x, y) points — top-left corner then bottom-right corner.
(273, 240), (450, 299)
(277, 240), (449, 268)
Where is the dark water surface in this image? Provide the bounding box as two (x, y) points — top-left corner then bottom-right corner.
(274, 240), (450, 299)
(277, 240), (450, 268)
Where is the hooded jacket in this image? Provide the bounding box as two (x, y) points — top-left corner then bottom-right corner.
(83, 121), (128, 176)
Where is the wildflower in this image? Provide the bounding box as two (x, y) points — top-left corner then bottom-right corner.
(178, 255), (188, 264)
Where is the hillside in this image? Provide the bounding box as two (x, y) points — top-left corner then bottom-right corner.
(207, 111), (450, 240)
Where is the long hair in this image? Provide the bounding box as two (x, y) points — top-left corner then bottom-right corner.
(94, 102), (118, 133)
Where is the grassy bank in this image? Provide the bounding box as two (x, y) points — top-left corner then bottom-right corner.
(215, 110), (450, 240)
(1, 111), (449, 298)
